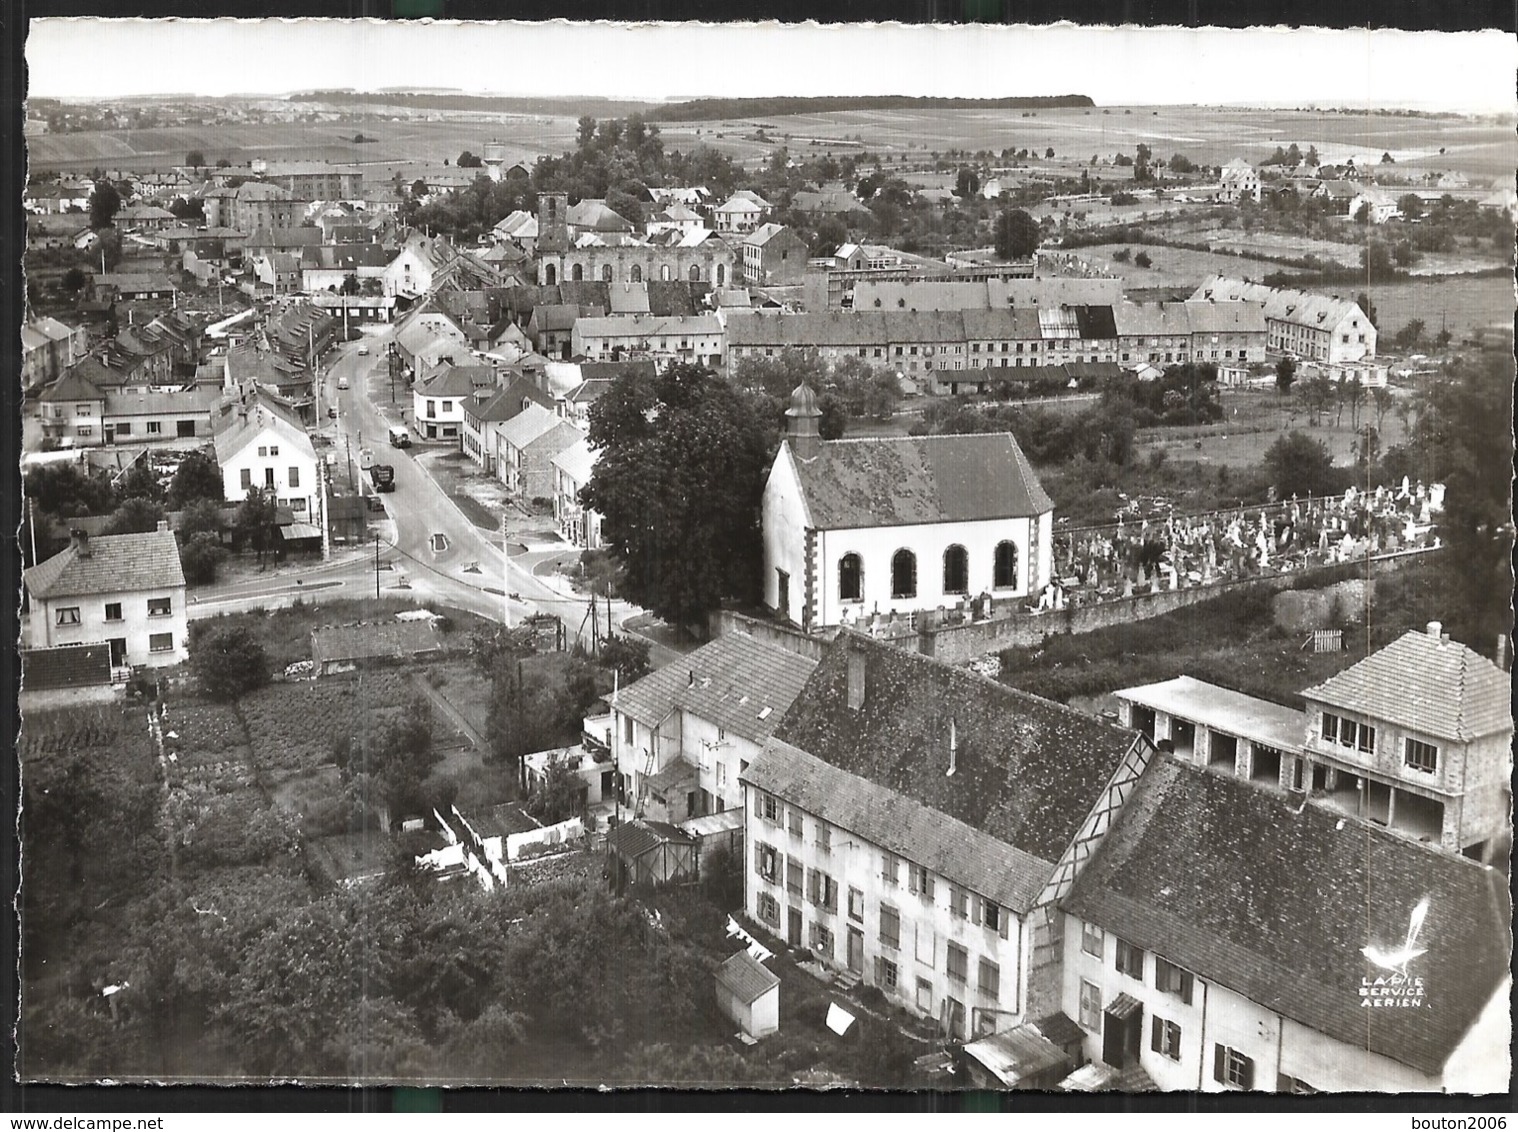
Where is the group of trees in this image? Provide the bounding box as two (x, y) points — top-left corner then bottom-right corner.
(25, 448), (235, 581)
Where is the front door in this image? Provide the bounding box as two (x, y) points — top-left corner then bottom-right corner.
(1102, 1004), (1143, 1068)
(108, 637), (127, 666)
(847, 926), (864, 974)
(600, 770), (614, 799)
(787, 907), (802, 947)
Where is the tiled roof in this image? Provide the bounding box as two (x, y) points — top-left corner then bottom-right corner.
(615, 630), (817, 742)
(418, 364), (495, 399)
(468, 378), (553, 425)
(212, 395), (314, 464)
(551, 436), (599, 486)
(103, 387), (221, 418)
(574, 313), (723, 339)
(493, 402), (565, 450)
(745, 738), (1056, 912)
(566, 199), (635, 233)
(22, 643), (113, 691)
(24, 528), (185, 599)
(1064, 757), (1512, 1077)
(715, 951), (780, 1004)
(1303, 629), (1512, 742)
(1191, 276), (1369, 333)
(771, 632), (1142, 873)
(607, 818), (696, 860)
(784, 432), (1052, 530)
(40, 369), (105, 403)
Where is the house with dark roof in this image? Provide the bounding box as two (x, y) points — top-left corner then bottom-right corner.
(612, 628), (818, 823)
(21, 642), (118, 709)
(762, 384), (1055, 630)
(38, 368), (107, 446)
(492, 403), (584, 501)
(411, 363), (497, 442)
(1061, 756), (1510, 1092)
(23, 524), (187, 667)
(606, 819), (699, 891)
(742, 223), (810, 287)
(1299, 623), (1512, 860)
(1191, 276), (1375, 364)
(310, 618), (446, 676)
(741, 630), (1152, 1040)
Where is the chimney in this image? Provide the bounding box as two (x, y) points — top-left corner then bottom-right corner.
(1427, 621), (1443, 640)
(157, 520), (170, 533)
(846, 647), (865, 711)
(70, 529), (91, 558)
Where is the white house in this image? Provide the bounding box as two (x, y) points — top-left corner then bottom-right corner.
(1061, 756), (1511, 1093)
(212, 395), (321, 518)
(1349, 187), (1399, 224)
(741, 631), (1153, 1040)
(1216, 159), (1261, 203)
(645, 204), (706, 239)
(611, 629), (818, 823)
(1192, 276), (1376, 364)
(570, 313), (726, 368)
(23, 524), (188, 668)
(712, 193), (767, 235)
(411, 363), (493, 443)
(551, 435), (603, 550)
(762, 384), (1054, 631)
(382, 231), (449, 300)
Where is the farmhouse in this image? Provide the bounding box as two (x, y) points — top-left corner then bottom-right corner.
(1061, 757), (1510, 1093)
(762, 384), (1054, 629)
(23, 525), (188, 668)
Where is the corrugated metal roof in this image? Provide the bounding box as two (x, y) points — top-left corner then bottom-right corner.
(786, 432), (1052, 530)
(715, 951), (780, 1003)
(1303, 629), (1512, 742)
(1064, 756), (1512, 1077)
(964, 1023), (1070, 1086)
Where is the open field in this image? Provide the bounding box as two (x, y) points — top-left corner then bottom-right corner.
(28, 104), (1516, 181)
(1061, 241), (1271, 289)
(1362, 273), (1517, 340)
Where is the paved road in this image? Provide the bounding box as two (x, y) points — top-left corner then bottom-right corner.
(189, 333), (658, 656)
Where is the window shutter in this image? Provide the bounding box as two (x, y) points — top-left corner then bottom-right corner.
(1151, 1016), (1162, 1053)
(1181, 971), (1194, 1006)
(754, 843), (764, 875)
(808, 869), (819, 904)
(1213, 1045), (1226, 1084)
(1240, 1056), (1255, 1091)
(971, 897), (982, 926)
(753, 791), (762, 817)
(999, 908), (1010, 940)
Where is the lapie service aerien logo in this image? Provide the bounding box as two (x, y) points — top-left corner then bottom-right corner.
(1359, 896), (1429, 1009)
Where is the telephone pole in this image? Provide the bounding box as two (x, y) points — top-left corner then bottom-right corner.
(375, 533), (381, 599)
(501, 510), (512, 628)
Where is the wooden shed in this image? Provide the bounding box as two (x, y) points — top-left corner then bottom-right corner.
(714, 951), (780, 1040)
(605, 819), (698, 892)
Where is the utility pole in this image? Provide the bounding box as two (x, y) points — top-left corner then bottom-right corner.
(375, 533), (381, 599)
(590, 595), (598, 653)
(345, 434), (355, 492)
(318, 457), (330, 562)
(502, 510), (512, 628)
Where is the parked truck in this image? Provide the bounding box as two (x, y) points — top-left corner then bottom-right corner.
(369, 464), (396, 493)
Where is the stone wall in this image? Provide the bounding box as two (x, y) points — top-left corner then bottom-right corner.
(709, 609), (834, 662)
(914, 550), (1431, 666)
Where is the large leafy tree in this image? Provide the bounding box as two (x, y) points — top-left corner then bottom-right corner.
(1260, 431), (1339, 499)
(88, 179), (121, 230)
(581, 364), (771, 635)
(167, 449), (225, 509)
(993, 207), (1040, 260)
(190, 624), (270, 701)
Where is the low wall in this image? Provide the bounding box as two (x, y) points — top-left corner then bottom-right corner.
(916, 549), (1432, 666)
(709, 609), (834, 661)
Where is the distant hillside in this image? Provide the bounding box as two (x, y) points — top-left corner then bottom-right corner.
(290, 91), (654, 117)
(651, 94), (1095, 121)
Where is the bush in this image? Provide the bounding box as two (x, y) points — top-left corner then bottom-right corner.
(190, 625), (271, 702)
(1134, 250), (1153, 268)
(179, 531), (227, 585)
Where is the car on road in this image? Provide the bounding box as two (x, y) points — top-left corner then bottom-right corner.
(388, 425), (412, 448)
(337, 376), (350, 390)
(328, 406), (338, 419)
(357, 344), (369, 355)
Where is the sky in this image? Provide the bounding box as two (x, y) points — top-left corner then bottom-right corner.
(24, 20), (1518, 112)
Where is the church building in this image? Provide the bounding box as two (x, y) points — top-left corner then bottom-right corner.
(761, 384), (1055, 630)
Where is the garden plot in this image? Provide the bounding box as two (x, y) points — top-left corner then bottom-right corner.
(19, 703), (157, 783)
(236, 671), (417, 775)
(162, 699), (257, 793)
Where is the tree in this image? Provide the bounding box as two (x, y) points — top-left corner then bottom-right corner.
(215, 158), (231, 169)
(581, 364), (771, 636)
(1297, 373), (1335, 426)
(1169, 153), (1196, 174)
(234, 487), (279, 566)
(577, 115), (598, 149)
(1261, 431), (1337, 498)
(179, 531), (228, 586)
(817, 393), (847, 440)
(598, 633), (651, 683)
(1394, 319), (1426, 350)
(1275, 356), (1297, 393)
(191, 625), (270, 701)
(102, 496), (164, 535)
(1134, 250), (1153, 268)
(1381, 151), (1395, 164)
(88, 180), (121, 230)
(1044, 147), (1055, 159)
(61, 266), (88, 294)
(457, 151), (482, 168)
(993, 208), (1040, 260)
(186, 150), (206, 168)
(167, 449), (224, 509)
(1356, 291), (1379, 328)
(953, 166), (980, 199)
(1112, 247), (1131, 263)
(168, 196), (205, 222)
(410, 179), (428, 199)
(1398, 193), (1423, 220)
(527, 754), (586, 825)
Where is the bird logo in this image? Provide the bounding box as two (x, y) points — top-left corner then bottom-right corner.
(1361, 897), (1430, 975)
